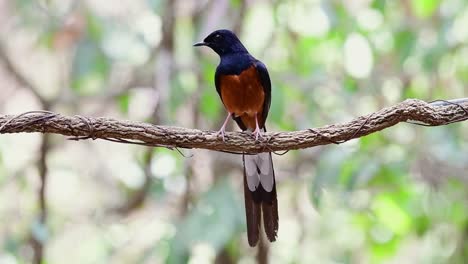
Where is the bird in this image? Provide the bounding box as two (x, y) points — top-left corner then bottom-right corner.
(194, 29), (278, 247)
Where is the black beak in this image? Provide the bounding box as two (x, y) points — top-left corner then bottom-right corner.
(193, 42), (208, 47)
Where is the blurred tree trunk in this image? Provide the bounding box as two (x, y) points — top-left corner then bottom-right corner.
(31, 133), (50, 264)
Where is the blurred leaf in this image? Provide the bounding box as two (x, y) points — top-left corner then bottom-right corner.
(444, 180), (468, 227)
(14, 0), (40, 25)
(404, 76), (429, 98)
(339, 159), (360, 189)
(169, 79), (187, 117)
(199, 61), (221, 120)
(200, 88), (221, 120)
(423, 47), (444, 72)
(230, 0), (242, 8)
(117, 93), (130, 113)
(147, 0), (163, 12)
(372, 0), (387, 12)
(395, 30), (416, 64)
(168, 180), (243, 263)
(15, 0), (33, 9)
(85, 12), (104, 41)
(202, 60), (216, 84)
(414, 215), (430, 236)
(311, 148), (355, 207)
(352, 212), (373, 230)
(224, 238), (241, 262)
(37, 29), (56, 49)
(456, 66), (468, 83)
(5, 1), (468, 262)
(310, 183), (324, 208)
(4, 236), (20, 255)
(365, 165), (406, 188)
(359, 132), (385, 151)
(149, 178), (166, 199)
(372, 192), (412, 235)
(31, 219), (49, 243)
(269, 83), (287, 129)
(296, 37), (318, 75)
(370, 235), (401, 262)
(0, 154), (3, 182)
(411, 0), (441, 18)
(71, 40), (110, 95)
(344, 76), (358, 93)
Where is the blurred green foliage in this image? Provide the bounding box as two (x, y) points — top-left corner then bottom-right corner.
(0, 0), (467, 263)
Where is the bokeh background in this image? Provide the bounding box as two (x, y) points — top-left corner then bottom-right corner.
(0, 0), (467, 263)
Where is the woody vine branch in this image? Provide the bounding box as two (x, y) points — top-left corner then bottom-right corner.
(0, 98), (467, 154)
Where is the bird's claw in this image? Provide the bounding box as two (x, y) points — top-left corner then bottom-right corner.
(216, 128), (226, 142)
(252, 128), (264, 141)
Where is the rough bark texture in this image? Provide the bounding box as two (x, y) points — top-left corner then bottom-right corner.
(1, 99), (467, 154)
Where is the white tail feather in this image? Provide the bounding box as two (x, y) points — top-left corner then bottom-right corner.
(244, 152), (274, 192)
(245, 154), (260, 191)
(258, 152), (274, 192)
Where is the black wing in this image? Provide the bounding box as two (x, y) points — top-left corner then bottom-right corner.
(214, 69), (223, 104)
(254, 60), (272, 128)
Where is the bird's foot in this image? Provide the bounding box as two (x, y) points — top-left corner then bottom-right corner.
(216, 112), (231, 142)
(216, 127), (226, 142)
(252, 127), (264, 141)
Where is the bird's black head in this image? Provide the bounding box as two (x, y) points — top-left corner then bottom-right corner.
(194, 29), (248, 56)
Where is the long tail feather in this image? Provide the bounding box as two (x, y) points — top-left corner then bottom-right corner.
(243, 167), (261, 246)
(243, 153), (278, 246)
(261, 173), (278, 241)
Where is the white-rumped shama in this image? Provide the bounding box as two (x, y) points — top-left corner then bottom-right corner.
(194, 29), (278, 247)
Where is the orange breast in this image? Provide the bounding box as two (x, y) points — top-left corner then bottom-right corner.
(219, 66), (265, 129)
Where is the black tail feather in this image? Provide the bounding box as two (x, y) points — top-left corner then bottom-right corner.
(243, 154), (278, 247)
(243, 170), (261, 246)
(261, 179), (278, 242)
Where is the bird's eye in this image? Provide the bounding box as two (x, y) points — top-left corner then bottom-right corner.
(214, 34), (222, 41)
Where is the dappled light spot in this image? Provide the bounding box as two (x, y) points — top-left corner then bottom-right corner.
(286, 4), (330, 37)
(357, 8), (383, 31)
(344, 33), (374, 79)
(151, 154), (177, 179)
